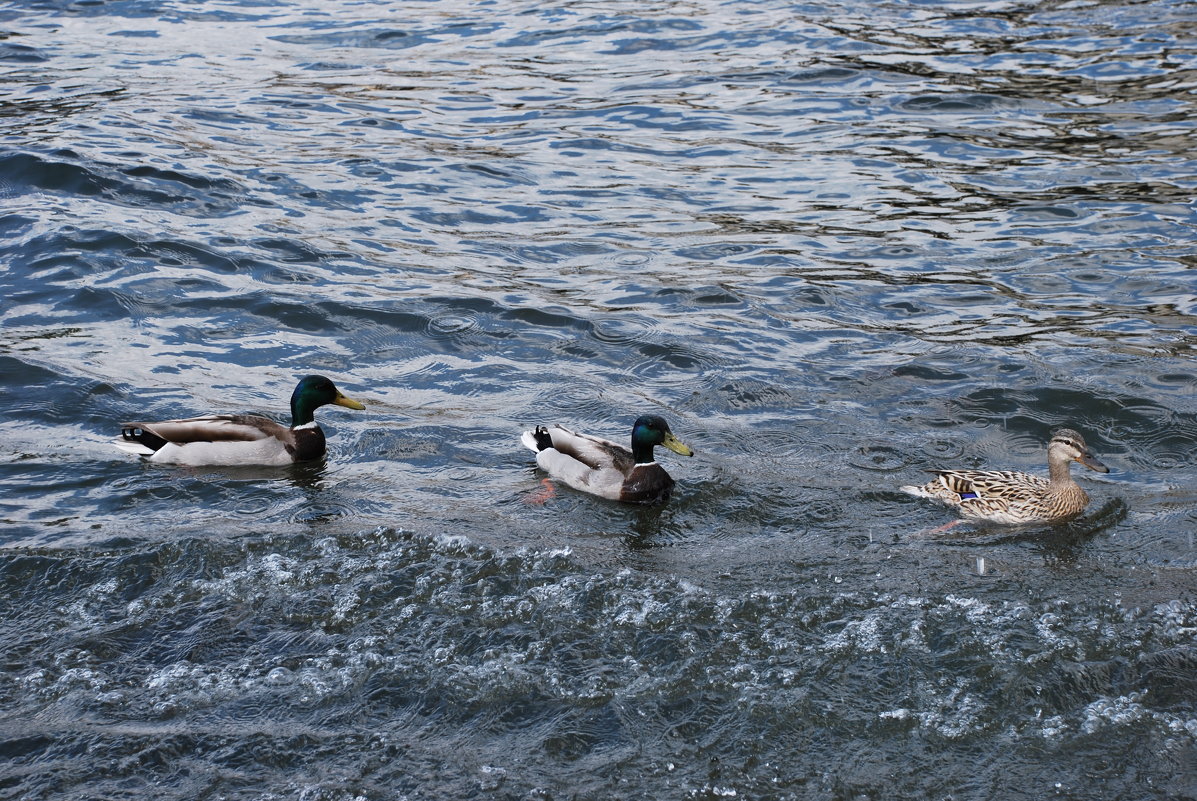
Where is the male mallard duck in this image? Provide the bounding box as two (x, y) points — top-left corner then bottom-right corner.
(520, 415), (695, 504)
(900, 428), (1109, 524)
(111, 375), (365, 466)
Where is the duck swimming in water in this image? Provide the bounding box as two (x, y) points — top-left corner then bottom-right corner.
(900, 428), (1109, 524)
(521, 415), (695, 504)
(112, 375), (365, 466)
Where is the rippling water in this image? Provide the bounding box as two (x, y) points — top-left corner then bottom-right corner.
(2, 0), (1195, 798)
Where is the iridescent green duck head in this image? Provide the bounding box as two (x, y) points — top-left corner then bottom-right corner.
(290, 375), (366, 427)
(630, 415), (694, 464)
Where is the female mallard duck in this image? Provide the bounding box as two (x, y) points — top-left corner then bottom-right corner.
(900, 428), (1109, 524)
(111, 375), (365, 466)
(520, 415), (695, 504)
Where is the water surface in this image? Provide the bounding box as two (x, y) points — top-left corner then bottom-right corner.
(1, 0), (1195, 798)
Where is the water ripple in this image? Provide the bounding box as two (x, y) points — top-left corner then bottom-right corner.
(1, 0), (1195, 798)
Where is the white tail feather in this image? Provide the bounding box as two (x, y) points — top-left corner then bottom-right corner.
(519, 430), (541, 453)
(111, 438), (155, 456)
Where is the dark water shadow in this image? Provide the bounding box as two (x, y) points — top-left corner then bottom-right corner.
(622, 504), (676, 551)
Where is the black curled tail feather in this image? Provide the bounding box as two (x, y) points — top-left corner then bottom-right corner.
(122, 427), (169, 453)
(532, 426), (553, 451)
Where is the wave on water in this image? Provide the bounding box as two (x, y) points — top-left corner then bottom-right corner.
(0, 0), (1194, 798)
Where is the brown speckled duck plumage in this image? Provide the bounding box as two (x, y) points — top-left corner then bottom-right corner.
(901, 429), (1109, 524)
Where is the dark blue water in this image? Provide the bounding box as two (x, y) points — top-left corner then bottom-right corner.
(1, 0), (1195, 798)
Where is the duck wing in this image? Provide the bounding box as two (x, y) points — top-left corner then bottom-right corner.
(520, 424), (638, 501)
(531, 424), (636, 473)
(113, 414), (303, 465)
(901, 469), (1045, 505)
(937, 469), (1047, 501)
(121, 414), (288, 445)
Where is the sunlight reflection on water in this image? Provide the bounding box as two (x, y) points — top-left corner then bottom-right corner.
(0, 0), (1195, 798)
